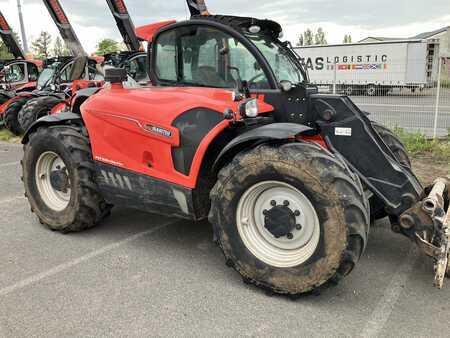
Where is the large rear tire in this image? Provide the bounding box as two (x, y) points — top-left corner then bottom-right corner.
(22, 125), (110, 233)
(19, 96), (64, 132)
(210, 142), (370, 296)
(4, 97), (28, 135)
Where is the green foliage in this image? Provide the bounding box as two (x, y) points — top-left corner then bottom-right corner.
(31, 31), (53, 59)
(343, 35), (352, 43)
(0, 129), (20, 142)
(53, 37), (70, 57)
(314, 28), (327, 45)
(297, 28), (327, 46)
(95, 39), (121, 56)
(394, 127), (450, 161)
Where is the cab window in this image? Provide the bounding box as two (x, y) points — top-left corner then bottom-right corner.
(6, 63), (26, 82)
(125, 56), (148, 83)
(155, 26), (270, 89)
(27, 63), (39, 81)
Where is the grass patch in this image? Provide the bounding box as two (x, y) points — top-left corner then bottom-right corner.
(394, 127), (450, 162)
(0, 129), (21, 143)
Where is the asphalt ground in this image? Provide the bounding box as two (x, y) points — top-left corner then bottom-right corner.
(1, 141), (450, 337)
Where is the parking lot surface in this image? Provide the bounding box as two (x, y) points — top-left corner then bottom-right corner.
(1, 141), (450, 337)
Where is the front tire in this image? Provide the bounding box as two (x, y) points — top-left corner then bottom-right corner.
(4, 97), (28, 135)
(22, 125), (110, 233)
(210, 142), (369, 295)
(19, 96), (64, 132)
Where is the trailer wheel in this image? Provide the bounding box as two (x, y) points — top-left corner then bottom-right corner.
(366, 85), (377, 96)
(22, 125), (110, 233)
(19, 96), (64, 132)
(210, 142), (369, 296)
(370, 122), (412, 220)
(344, 86), (354, 96)
(4, 97), (28, 135)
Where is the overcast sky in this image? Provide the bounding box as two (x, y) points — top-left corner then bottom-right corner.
(1, 0), (449, 53)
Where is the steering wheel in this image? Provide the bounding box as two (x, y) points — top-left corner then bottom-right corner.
(247, 73), (265, 87)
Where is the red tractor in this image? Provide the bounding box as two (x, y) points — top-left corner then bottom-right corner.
(21, 15), (449, 296)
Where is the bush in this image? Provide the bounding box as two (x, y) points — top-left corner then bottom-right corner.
(394, 127), (450, 161)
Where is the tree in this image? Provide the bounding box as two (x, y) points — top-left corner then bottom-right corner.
(31, 31), (52, 59)
(314, 27), (327, 45)
(297, 28), (326, 46)
(95, 39), (120, 56)
(343, 35), (353, 44)
(53, 36), (70, 56)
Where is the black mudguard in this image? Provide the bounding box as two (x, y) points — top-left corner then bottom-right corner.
(22, 112), (83, 144)
(212, 122), (312, 172)
(71, 87), (102, 114)
(311, 94), (423, 216)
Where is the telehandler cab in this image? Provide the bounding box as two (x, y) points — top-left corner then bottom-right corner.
(21, 15), (449, 296)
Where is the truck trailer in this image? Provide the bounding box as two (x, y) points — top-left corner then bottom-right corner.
(294, 39), (440, 96)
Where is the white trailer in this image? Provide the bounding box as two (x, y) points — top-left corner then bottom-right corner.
(294, 39), (440, 96)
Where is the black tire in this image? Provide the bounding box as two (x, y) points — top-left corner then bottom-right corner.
(209, 142), (369, 296)
(4, 97), (29, 135)
(370, 122), (412, 220)
(22, 125), (110, 233)
(372, 122), (411, 168)
(19, 96), (64, 132)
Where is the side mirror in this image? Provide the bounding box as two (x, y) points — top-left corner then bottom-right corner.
(105, 68), (127, 84)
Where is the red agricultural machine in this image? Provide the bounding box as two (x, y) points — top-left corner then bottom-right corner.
(16, 0), (148, 133)
(21, 12), (449, 296)
(0, 10), (43, 107)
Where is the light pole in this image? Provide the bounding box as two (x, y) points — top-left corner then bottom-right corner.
(16, 0), (28, 54)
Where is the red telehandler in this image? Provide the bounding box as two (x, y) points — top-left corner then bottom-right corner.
(0, 0), (104, 135)
(0, 10), (42, 107)
(17, 0), (148, 132)
(21, 12), (449, 296)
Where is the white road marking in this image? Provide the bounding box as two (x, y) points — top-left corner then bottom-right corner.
(361, 247), (418, 338)
(0, 161), (19, 168)
(0, 220), (176, 298)
(0, 196), (24, 205)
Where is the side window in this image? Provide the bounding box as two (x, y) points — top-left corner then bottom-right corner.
(126, 56), (148, 82)
(27, 63), (39, 81)
(155, 30), (177, 81)
(7, 63), (25, 82)
(58, 63), (73, 83)
(154, 26), (269, 89)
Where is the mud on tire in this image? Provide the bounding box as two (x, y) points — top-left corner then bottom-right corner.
(209, 142), (370, 296)
(22, 125), (110, 233)
(4, 97), (29, 135)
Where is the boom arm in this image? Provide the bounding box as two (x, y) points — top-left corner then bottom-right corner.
(105, 0), (142, 51)
(0, 10), (25, 59)
(42, 0), (86, 56)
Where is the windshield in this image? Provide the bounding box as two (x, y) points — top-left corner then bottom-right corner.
(247, 35), (305, 85)
(37, 66), (57, 88)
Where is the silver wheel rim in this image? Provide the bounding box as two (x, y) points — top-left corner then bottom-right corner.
(236, 181), (320, 268)
(367, 86), (376, 95)
(35, 151), (71, 211)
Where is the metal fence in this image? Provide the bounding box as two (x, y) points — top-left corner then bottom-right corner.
(312, 57), (450, 138)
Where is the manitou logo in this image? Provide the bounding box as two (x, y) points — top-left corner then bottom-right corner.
(144, 124), (172, 138)
(48, 0), (69, 24)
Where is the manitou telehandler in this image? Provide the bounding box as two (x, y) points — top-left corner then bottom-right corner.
(0, 10), (43, 107)
(17, 0), (148, 132)
(21, 14), (449, 296)
(0, 0), (104, 135)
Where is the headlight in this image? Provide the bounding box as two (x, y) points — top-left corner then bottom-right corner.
(239, 98), (259, 118)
